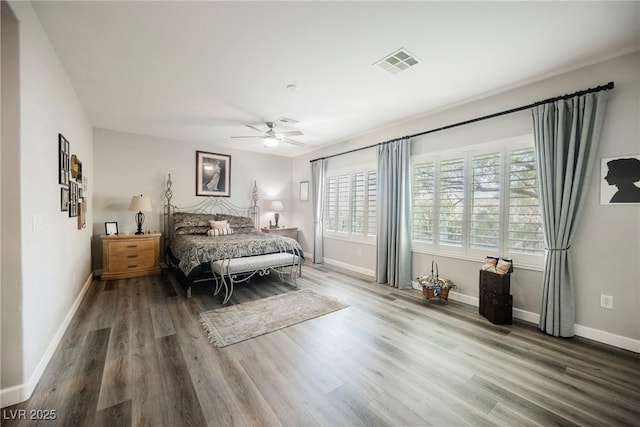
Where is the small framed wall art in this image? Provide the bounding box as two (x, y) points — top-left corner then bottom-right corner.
(60, 187), (69, 212)
(600, 155), (640, 205)
(58, 133), (70, 185)
(300, 181), (309, 201)
(68, 181), (79, 217)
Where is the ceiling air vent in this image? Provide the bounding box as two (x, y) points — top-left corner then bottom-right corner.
(373, 48), (421, 74)
(277, 117), (299, 125)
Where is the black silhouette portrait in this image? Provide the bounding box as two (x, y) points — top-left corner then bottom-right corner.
(604, 157), (640, 203)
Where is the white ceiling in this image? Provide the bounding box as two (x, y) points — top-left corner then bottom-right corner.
(32, 1), (640, 157)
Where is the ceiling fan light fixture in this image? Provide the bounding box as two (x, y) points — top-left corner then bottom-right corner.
(264, 136), (279, 147)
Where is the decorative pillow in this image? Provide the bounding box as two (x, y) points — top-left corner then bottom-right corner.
(173, 212), (217, 229)
(481, 256), (499, 272)
(175, 226), (210, 235)
(209, 220), (230, 230)
(207, 228), (233, 236)
(214, 214), (254, 228)
(231, 225), (256, 234)
(496, 259), (513, 275)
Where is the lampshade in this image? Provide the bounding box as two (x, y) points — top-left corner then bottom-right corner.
(264, 136), (279, 147)
(129, 195), (152, 212)
(268, 200), (284, 212)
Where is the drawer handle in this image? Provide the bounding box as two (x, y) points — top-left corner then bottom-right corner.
(127, 265), (138, 269)
(127, 255), (138, 259)
(126, 245), (138, 248)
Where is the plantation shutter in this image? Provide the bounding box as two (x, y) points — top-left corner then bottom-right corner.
(508, 148), (544, 255)
(413, 162), (435, 242)
(438, 158), (465, 246)
(337, 174), (350, 233)
(367, 171), (377, 236)
(325, 176), (338, 232)
(471, 152), (501, 250)
(351, 172), (366, 234)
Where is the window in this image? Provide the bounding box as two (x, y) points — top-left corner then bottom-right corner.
(412, 136), (543, 265)
(325, 169), (376, 239)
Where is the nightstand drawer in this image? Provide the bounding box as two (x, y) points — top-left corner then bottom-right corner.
(109, 239), (155, 256)
(110, 253), (156, 272)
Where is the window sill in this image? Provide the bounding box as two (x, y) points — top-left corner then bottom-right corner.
(411, 245), (544, 272)
(324, 234), (376, 246)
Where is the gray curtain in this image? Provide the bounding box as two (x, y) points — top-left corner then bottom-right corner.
(532, 91), (609, 337)
(376, 138), (412, 288)
(311, 158), (326, 263)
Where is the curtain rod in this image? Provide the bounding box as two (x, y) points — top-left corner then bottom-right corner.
(309, 81), (614, 163)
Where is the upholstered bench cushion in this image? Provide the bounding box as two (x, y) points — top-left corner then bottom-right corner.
(212, 253), (299, 275)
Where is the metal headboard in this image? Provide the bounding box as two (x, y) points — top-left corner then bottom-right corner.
(163, 173), (260, 246)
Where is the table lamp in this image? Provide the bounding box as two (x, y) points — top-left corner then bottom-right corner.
(129, 195), (152, 235)
(268, 200), (284, 228)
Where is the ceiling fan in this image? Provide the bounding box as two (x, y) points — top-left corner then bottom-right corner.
(231, 118), (305, 147)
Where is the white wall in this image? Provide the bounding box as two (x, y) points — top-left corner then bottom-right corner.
(1, 0), (23, 401)
(292, 52), (640, 350)
(1, 1), (94, 407)
(92, 128), (293, 271)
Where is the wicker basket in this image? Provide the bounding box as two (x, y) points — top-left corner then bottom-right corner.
(421, 284), (452, 302)
(418, 261), (455, 303)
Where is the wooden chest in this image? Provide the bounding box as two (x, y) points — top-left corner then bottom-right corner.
(479, 270), (510, 295)
(479, 291), (513, 325)
(101, 233), (161, 280)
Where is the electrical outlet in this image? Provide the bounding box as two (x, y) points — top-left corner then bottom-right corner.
(600, 294), (613, 309)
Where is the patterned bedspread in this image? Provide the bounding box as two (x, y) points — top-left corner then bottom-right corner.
(170, 232), (303, 277)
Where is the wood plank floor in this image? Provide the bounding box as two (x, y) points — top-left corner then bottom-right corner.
(3, 263), (639, 426)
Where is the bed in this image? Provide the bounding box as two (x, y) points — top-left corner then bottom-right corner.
(163, 175), (303, 299)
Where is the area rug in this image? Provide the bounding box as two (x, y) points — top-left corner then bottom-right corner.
(200, 289), (348, 347)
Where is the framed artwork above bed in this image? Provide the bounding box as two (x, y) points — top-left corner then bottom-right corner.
(196, 151), (231, 197)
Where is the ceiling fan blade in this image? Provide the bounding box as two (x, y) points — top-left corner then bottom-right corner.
(231, 136), (264, 139)
(282, 137), (306, 147)
(275, 130), (304, 137)
(245, 124), (265, 133)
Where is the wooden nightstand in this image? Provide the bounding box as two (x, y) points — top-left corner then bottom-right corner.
(100, 233), (161, 280)
(261, 226), (298, 241)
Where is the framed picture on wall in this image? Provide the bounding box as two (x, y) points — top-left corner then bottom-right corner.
(60, 187), (69, 212)
(300, 181), (309, 201)
(69, 181), (78, 217)
(600, 155), (640, 205)
(58, 133), (69, 185)
(196, 150), (231, 197)
(77, 197), (86, 229)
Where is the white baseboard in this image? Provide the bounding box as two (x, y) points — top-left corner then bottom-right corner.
(573, 323), (640, 353)
(448, 292), (638, 353)
(303, 252), (313, 262)
(447, 291), (479, 307)
(323, 257), (375, 279)
(0, 273), (94, 408)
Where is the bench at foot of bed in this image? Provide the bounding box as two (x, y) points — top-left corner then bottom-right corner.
(211, 252), (301, 304)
